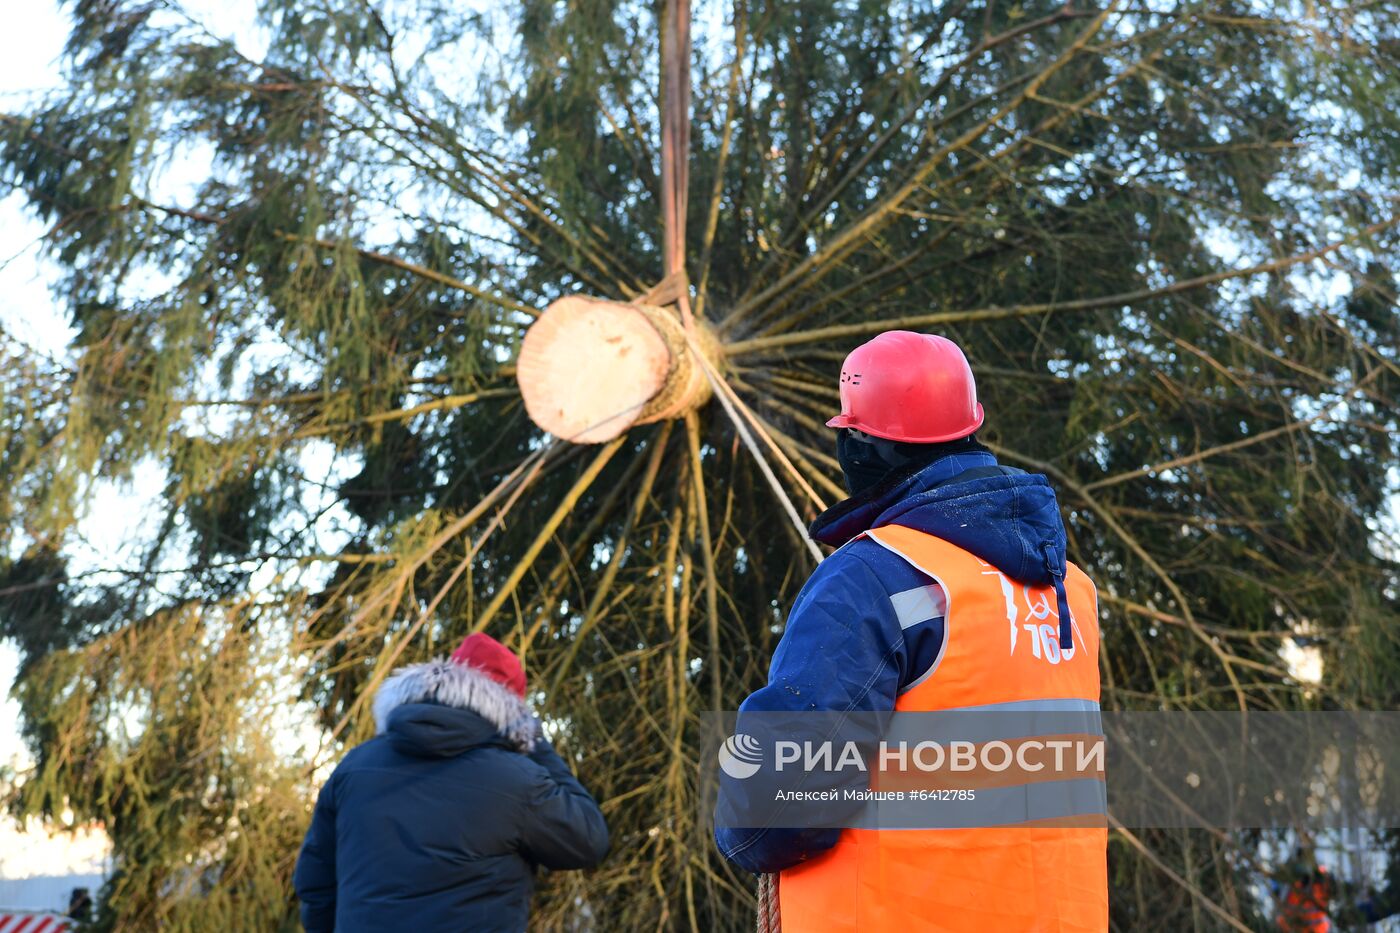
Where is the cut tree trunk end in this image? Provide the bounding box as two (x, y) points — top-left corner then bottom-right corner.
(516, 295), (722, 444)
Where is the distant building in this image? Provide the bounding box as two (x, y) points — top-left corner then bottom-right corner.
(0, 873), (103, 915)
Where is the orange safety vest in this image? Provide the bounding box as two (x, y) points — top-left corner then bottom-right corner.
(779, 525), (1109, 933)
(1277, 872), (1331, 933)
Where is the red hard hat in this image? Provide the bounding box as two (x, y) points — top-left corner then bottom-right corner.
(825, 331), (985, 442)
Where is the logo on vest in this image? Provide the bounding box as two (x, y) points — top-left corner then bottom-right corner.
(981, 566), (1019, 653)
(718, 733), (764, 779)
(982, 565), (1077, 663)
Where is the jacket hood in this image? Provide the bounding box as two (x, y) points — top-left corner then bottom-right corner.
(811, 452), (1074, 644)
(373, 660), (540, 756)
(812, 451), (1080, 647)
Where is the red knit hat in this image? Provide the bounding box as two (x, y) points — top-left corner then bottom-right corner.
(450, 633), (527, 698)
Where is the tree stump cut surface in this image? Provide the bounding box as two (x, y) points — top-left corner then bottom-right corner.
(516, 295), (716, 444)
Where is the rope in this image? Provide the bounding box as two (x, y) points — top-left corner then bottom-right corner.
(661, 0), (693, 330)
(662, 5), (802, 928)
(662, 0), (820, 573)
(757, 872), (781, 933)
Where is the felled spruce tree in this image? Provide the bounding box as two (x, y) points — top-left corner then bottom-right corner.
(0, 1), (1398, 929)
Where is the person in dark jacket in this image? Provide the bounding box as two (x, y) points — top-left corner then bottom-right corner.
(294, 633), (609, 932)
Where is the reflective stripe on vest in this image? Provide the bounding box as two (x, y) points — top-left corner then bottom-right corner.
(779, 525), (1109, 933)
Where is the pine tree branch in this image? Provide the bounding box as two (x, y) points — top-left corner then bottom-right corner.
(542, 422), (674, 673)
(693, 0), (748, 321)
(293, 389), (517, 437)
(746, 42), (1168, 336)
(725, 213), (1400, 356)
(1110, 820), (1254, 933)
(768, 5), (1091, 265)
(318, 441), (559, 755)
(1081, 407), (1341, 493)
(685, 412), (724, 712)
(983, 441), (1250, 711)
(470, 436), (627, 635)
(135, 198), (538, 316)
(720, 4), (1117, 331)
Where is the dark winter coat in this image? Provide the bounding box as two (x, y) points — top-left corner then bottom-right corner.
(293, 660), (610, 932)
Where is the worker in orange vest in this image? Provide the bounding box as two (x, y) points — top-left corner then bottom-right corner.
(716, 331), (1108, 931)
(1277, 851), (1334, 932)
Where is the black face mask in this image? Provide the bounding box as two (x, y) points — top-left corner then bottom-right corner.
(836, 430), (906, 496)
(835, 429), (986, 497)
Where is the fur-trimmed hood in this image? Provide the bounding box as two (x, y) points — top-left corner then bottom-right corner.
(373, 660), (540, 753)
